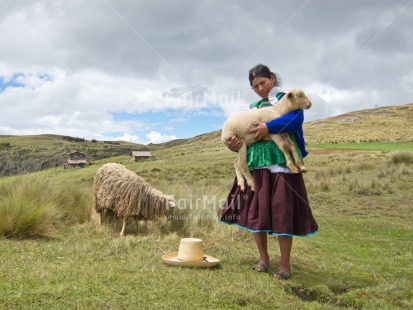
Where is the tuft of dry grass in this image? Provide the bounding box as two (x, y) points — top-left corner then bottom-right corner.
(390, 151), (413, 165)
(0, 177), (93, 238)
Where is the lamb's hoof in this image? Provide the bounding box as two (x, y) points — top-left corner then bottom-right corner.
(299, 166), (308, 173)
(289, 166), (300, 174)
(238, 184), (245, 192)
(249, 184), (255, 192)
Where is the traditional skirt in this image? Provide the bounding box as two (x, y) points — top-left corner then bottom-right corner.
(220, 169), (318, 237)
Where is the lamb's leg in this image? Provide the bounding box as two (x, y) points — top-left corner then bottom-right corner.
(270, 134), (300, 173)
(234, 155), (246, 191)
(281, 133), (307, 172)
(120, 217), (127, 237)
(238, 140), (255, 191)
(98, 211), (103, 225)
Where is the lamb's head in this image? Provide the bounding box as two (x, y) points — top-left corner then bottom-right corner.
(285, 89), (312, 110)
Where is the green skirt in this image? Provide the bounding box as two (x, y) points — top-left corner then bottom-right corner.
(247, 133), (303, 170)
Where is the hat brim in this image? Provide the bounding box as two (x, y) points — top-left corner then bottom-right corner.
(162, 252), (220, 268)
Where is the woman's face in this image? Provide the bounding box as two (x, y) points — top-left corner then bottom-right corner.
(251, 76), (275, 99)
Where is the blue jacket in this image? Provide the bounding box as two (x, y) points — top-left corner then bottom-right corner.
(266, 109), (308, 157)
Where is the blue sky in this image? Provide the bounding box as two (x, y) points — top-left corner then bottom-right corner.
(0, 74), (24, 92)
(1, 1), (412, 144)
(108, 109), (226, 143)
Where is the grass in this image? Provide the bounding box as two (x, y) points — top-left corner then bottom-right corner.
(0, 177), (93, 238)
(0, 217), (411, 309)
(391, 152), (413, 164)
(303, 103), (413, 144)
(0, 142), (412, 308)
(309, 141), (413, 151)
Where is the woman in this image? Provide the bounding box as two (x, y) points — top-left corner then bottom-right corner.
(221, 64), (318, 279)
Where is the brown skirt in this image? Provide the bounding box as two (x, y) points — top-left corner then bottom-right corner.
(220, 169), (318, 237)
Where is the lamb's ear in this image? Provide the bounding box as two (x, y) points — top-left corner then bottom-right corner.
(287, 91), (293, 99)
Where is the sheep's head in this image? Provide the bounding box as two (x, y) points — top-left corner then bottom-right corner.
(165, 195), (176, 210)
(169, 200), (176, 208)
(286, 89), (312, 110)
(164, 195), (176, 221)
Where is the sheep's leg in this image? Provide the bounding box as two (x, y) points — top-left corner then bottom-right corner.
(234, 155), (246, 192)
(134, 217), (139, 235)
(270, 134), (300, 173)
(98, 211), (103, 225)
(120, 217), (127, 237)
(281, 133), (307, 172)
(238, 140), (255, 191)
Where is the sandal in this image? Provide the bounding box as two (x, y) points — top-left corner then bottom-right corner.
(272, 268), (291, 280)
(251, 262), (269, 272)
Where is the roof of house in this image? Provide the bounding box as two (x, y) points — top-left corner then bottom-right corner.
(130, 151), (153, 157)
(67, 151), (86, 155)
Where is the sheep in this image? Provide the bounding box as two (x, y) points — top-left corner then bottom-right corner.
(221, 89), (312, 191)
(93, 163), (175, 237)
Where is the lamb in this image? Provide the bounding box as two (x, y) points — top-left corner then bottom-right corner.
(93, 163), (175, 237)
(221, 89), (312, 191)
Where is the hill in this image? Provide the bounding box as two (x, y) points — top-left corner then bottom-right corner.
(0, 134), (164, 177)
(154, 103), (413, 160)
(304, 103), (413, 144)
(0, 103), (412, 177)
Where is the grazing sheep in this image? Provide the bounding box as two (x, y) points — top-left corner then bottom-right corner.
(221, 89), (312, 191)
(93, 163), (175, 237)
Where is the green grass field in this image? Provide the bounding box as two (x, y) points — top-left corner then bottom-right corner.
(310, 141), (413, 151)
(1, 141), (412, 309)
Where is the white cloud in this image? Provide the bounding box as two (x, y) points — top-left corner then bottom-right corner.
(35, 115), (62, 126)
(113, 133), (141, 143)
(0, 0), (412, 140)
(146, 131), (177, 144)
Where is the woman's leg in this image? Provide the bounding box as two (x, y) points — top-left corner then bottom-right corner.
(253, 232), (270, 267)
(277, 236), (292, 273)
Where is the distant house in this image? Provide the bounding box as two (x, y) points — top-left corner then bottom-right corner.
(130, 151), (153, 162)
(65, 151), (87, 168)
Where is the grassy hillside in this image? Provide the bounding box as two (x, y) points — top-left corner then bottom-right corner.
(0, 103), (412, 308)
(1, 103), (412, 177)
(0, 134), (164, 177)
(304, 103), (413, 144)
(1, 147), (412, 308)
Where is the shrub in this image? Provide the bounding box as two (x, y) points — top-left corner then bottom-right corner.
(348, 178), (387, 196)
(0, 142), (11, 150)
(319, 180), (330, 191)
(0, 178), (62, 238)
(0, 177), (93, 239)
(390, 152), (413, 165)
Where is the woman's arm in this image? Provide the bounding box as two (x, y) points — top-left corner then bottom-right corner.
(250, 110), (304, 140)
(266, 110), (303, 134)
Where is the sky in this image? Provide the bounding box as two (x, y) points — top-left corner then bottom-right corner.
(0, 0), (412, 144)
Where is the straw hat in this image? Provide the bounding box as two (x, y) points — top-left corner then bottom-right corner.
(162, 238), (220, 268)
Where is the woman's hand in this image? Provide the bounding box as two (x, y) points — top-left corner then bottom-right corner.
(250, 122), (269, 140)
(227, 135), (242, 152)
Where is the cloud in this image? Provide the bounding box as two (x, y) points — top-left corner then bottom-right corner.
(0, 0), (412, 142)
(146, 131), (177, 144)
(113, 133), (141, 143)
